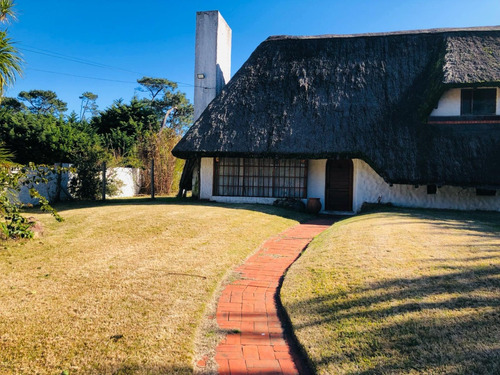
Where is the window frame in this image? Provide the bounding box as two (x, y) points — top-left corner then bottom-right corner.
(213, 157), (308, 199)
(460, 88), (497, 116)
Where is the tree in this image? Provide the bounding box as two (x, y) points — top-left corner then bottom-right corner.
(135, 77), (193, 195)
(0, 0), (22, 96)
(137, 76), (176, 102)
(158, 89), (193, 135)
(18, 89), (67, 116)
(136, 76), (193, 134)
(90, 97), (157, 162)
(68, 144), (107, 201)
(0, 2), (64, 239)
(79, 91), (98, 122)
(0, 109), (100, 164)
(0, 96), (24, 112)
(0, 0), (16, 22)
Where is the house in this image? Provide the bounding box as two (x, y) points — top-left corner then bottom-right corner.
(173, 11), (500, 212)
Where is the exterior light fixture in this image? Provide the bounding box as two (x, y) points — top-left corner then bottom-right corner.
(197, 73), (205, 79)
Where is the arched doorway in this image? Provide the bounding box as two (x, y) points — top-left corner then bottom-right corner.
(325, 159), (353, 211)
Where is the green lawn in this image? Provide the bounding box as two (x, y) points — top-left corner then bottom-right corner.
(282, 208), (500, 375)
(0, 198), (311, 374)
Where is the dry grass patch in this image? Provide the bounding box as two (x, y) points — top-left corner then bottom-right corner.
(0, 198), (310, 374)
(282, 208), (500, 374)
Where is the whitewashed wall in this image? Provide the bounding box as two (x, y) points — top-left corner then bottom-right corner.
(17, 166), (141, 204)
(305, 159), (500, 213)
(306, 159), (327, 208)
(200, 157), (214, 200)
(353, 159), (500, 212)
(107, 167), (141, 198)
(430, 88), (461, 116)
(200, 156), (499, 213)
(18, 164), (72, 205)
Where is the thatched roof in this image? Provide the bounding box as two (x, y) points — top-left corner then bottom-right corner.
(173, 27), (500, 188)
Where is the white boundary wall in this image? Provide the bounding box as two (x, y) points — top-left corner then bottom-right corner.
(107, 167), (141, 198)
(18, 164), (72, 205)
(17, 166), (141, 204)
(200, 157), (500, 212)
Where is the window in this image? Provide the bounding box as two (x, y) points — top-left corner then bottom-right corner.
(427, 185), (437, 195)
(476, 188), (496, 196)
(461, 88), (497, 115)
(213, 157), (307, 198)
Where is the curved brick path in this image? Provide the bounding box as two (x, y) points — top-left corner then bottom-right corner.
(211, 218), (334, 375)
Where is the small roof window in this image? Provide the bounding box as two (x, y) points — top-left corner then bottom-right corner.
(461, 88), (497, 115)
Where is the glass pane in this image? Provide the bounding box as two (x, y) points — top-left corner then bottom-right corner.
(214, 158), (307, 198)
(461, 88), (497, 115)
(461, 89), (473, 115)
(473, 88), (496, 115)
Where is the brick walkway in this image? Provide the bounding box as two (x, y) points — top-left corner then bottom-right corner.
(211, 218), (334, 375)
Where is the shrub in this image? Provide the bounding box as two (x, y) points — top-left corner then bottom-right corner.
(0, 163), (63, 240)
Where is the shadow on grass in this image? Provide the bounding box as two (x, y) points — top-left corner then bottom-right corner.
(293, 264), (500, 327)
(288, 264), (500, 373)
(358, 205), (500, 238)
(51, 196), (194, 211)
(38, 196), (322, 224)
(285, 208), (500, 374)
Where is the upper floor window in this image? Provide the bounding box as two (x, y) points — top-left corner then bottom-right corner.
(461, 88), (497, 115)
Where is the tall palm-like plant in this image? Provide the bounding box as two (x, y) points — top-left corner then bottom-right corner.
(0, 31), (21, 95)
(0, 143), (13, 166)
(0, 0), (21, 96)
(0, 0), (16, 22)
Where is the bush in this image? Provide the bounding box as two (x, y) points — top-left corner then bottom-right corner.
(0, 163), (63, 240)
(272, 197), (306, 212)
(68, 145), (106, 201)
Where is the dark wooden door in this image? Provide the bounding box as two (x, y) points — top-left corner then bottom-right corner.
(325, 159), (353, 211)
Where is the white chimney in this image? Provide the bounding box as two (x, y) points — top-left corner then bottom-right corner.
(194, 11), (232, 121)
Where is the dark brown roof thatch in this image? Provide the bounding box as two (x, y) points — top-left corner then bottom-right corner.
(173, 27), (500, 188)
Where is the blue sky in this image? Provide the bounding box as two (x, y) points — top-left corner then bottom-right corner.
(6, 0), (500, 115)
